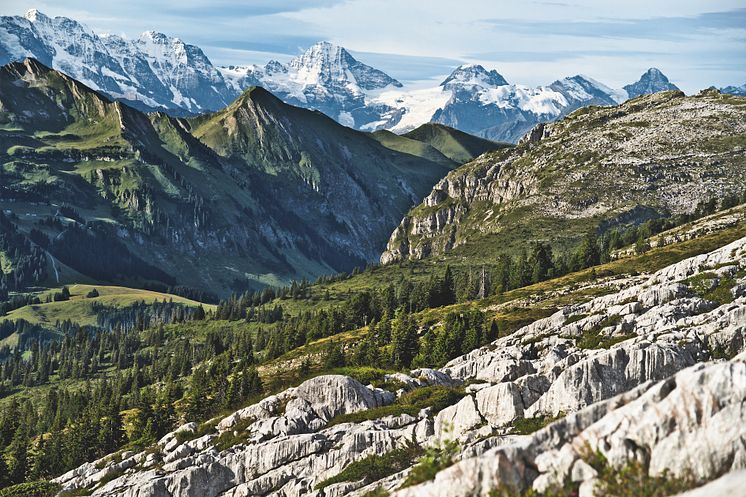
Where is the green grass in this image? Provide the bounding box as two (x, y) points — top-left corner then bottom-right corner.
(402, 123), (508, 164)
(575, 315), (631, 349)
(562, 313), (589, 326)
(315, 444), (422, 490)
(686, 273), (736, 305)
(400, 438), (460, 488)
(328, 386), (465, 427)
(257, 220), (746, 387)
(490, 451), (698, 497)
(213, 416), (254, 451)
(5, 284), (215, 327)
(510, 414), (565, 435)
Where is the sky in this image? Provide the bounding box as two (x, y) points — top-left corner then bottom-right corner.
(4, 0), (746, 92)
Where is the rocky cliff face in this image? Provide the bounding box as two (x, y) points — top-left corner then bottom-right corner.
(381, 89), (746, 264)
(54, 235), (746, 496)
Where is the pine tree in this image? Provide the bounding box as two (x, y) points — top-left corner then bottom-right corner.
(6, 424), (29, 484)
(184, 367), (210, 421)
(390, 311), (418, 369)
(0, 450), (8, 487)
(441, 266), (456, 305)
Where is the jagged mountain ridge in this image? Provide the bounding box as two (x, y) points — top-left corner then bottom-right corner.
(0, 10), (686, 142)
(221, 41), (402, 129)
(721, 83), (746, 96)
(0, 9), (233, 114)
(0, 58), (457, 294)
(381, 89), (746, 264)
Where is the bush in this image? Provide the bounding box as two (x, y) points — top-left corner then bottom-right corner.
(86, 288), (100, 298)
(315, 444), (421, 490)
(576, 315), (632, 349)
(174, 419), (218, 444)
(400, 438), (460, 488)
(0, 481), (62, 497)
(589, 452), (698, 497)
(686, 273), (735, 305)
(511, 414), (564, 435)
(328, 386), (465, 426)
(213, 416), (255, 452)
(490, 451), (700, 497)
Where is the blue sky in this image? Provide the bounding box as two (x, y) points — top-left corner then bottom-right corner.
(5, 0), (746, 91)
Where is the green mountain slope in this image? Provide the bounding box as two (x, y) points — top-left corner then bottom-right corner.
(382, 90), (746, 263)
(402, 122), (507, 163)
(0, 59), (454, 295)
(370, 129), (456, 168)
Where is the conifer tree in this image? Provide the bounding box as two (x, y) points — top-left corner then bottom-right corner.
(390, 311), (418, 369)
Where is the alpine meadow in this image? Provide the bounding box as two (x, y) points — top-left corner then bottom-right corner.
(0, 3), (745, 497)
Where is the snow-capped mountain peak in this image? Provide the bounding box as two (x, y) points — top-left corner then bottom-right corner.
(0, 10), (233, 113)
(441, 64), (509, 90)
(218, 40), (403, 128)
(264, 60), (288, 75)
(286, 41), (402, 91)
(24, 8), (48, 22)
(548, 74), (626, 108)
(0, 11), (696, 143)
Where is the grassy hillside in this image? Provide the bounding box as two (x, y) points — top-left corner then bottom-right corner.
(257, 210), (746, 387)
(403, 123), (507, 163)
(370, 130), (456, 167)
(0, 60), (456, 296)
(5, 284), (214, 327)
(0, 200), (741, 497)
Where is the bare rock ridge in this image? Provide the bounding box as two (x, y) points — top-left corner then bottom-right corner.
(55, 235), (746, 496)
(381, 89), (746, 264)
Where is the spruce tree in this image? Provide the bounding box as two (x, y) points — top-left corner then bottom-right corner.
(390, 312), (418, 369)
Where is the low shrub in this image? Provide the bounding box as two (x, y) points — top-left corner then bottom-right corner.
(510, 414), (564, 435)
(316, 444), (422, 490)
(400, 438), (460, 488)
(328, 386), (465, 426)
(0, 481), (62, 497)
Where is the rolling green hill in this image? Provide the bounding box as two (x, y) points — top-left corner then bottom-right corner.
(5, 284), (214, 327)
(402, 122), (508, 163)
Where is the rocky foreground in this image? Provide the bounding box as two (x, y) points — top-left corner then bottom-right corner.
(55, 236), (746, 496)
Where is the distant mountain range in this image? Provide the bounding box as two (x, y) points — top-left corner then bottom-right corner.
(1, 9), (743, 143)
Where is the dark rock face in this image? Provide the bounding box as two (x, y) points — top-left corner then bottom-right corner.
(623, 67), (680, 98)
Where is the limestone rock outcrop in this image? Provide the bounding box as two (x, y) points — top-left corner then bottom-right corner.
(55, 236), (746, 496)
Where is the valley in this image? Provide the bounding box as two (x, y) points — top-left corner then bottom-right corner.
(0, 7), (745, 496)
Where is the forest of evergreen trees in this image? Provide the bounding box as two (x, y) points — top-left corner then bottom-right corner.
(0, 321), (262, 488)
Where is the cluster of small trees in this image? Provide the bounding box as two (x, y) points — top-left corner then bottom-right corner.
(95, 299), (206, 332)
(342, 309), (497, 371)
(0, 212), (48, 296)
